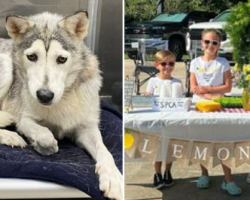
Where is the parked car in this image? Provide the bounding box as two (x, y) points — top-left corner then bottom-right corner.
(186, 10), (233, 64)
(125, 11), (216, 61)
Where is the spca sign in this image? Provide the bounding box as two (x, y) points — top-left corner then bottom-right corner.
(153, 97), (191, 112)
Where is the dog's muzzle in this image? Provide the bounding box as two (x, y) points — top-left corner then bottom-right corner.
(36, 89), (54, 105)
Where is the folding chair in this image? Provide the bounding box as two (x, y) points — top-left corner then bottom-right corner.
(132, 40), (158, 95)
(133, 58), (158, 95)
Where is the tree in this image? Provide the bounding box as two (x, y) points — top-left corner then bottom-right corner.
(164, 0), (236, 13)
(224, 0), (250, 66)
(125, 0), (246, 23)
(125, 0), (158, 22)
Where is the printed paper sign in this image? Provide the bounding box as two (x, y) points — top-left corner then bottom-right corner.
(153, 97), (191, 112)
(131, 42), (139, 48)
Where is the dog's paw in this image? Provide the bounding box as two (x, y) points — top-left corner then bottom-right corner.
(96, 161), (123, 200)
(33, 133), (58, 156)
(0, 130), (27, 148)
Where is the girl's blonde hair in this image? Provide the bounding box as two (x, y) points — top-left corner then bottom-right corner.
(155, 50), (176, 62)
(202, 28), (222, 41)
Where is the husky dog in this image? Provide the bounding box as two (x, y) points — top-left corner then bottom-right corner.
(0, 11), (122, 199)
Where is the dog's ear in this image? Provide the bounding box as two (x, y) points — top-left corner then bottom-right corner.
(58, 11), (89, 41)
(5, 15), (34, 43)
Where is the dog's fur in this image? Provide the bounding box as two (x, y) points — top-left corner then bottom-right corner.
(0, 11), (122, 199)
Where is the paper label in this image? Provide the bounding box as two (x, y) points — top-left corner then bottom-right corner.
(153, 97), (191, 112)
(131, 42), (139, 48)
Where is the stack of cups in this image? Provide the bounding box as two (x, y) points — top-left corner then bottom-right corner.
(159, 81), (172, 98)
(172, 82), (183, 98)
(159, 81), (183, 98)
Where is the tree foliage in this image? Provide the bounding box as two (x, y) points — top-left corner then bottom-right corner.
(125, 0), (158, 23)
(125, 0), (246, 22)
(224, 0), (250, 66)
(185, 0), (232, 13)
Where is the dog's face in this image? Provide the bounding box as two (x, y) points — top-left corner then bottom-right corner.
(6, 11), (89, 106)
(23, 39), (72, 105)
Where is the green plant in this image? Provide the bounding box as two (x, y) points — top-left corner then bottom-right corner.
(232, 63), (250, 88)
(214, 97), (242, 108)
(224, 0), (250, 68)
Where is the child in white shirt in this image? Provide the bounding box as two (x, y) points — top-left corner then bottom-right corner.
(146, 52), (183, 97)
(145, 50), (183, 189)
(190, 29), (231, 101)
(190, 28), (241, 196)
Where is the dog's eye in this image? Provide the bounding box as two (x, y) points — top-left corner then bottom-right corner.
(27, 54), (38, 62)
(57, 56), (67, 64)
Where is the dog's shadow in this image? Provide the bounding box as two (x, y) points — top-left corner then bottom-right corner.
(127, 173), (250, 200)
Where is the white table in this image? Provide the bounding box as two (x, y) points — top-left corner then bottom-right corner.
(125, 108), (250, 141)
(125, 108), (250, 161)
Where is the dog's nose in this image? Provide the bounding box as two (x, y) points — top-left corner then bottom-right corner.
(36, 89), (54, 104)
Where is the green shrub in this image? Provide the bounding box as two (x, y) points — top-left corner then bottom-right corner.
(224, 0), (250, 68)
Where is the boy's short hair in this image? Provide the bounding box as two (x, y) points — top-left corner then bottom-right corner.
(155, 50), (176, 62)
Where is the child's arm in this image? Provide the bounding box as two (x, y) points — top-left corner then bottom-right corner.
(203, 70), (232, 93)
(144, 91), (153, 96)
(191, 70), (231, 95)
(144, 78), (154, 96)
(190, 72), (199, 94)
(198, 70), (232, 94)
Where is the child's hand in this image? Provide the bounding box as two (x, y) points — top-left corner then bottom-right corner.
(193, 86), (208, 94)
(144, 92), (153, 96)
(198, 86), (209, 94)
(194, 86), (210, 94)
(193, 86), (199, 94)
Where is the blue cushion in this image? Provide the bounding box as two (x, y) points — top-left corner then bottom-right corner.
(0, 101), (122, 200)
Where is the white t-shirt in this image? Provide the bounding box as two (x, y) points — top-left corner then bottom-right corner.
(190, 56), (230, 86)
(146, 77), (183, 97)
(190, 56), (230, 100)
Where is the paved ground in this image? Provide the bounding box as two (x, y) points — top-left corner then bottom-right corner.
(124, 59), (250, 200)
(125, 159), (250, 200)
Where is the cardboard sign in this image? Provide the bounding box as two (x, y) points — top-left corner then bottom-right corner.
(124, 80), (135, 109)
(153, 97), (191, 112)
(131, 96), (156, 108)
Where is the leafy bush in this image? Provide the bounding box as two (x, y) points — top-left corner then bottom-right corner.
(224, 0), (250, 68)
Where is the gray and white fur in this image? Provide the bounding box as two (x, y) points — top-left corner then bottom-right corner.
(0, 11), (122, 200)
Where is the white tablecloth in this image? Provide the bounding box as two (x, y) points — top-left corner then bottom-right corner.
(125, 108), (250, 141)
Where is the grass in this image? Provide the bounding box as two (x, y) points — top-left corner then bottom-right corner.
(182, 54), (190, 60)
